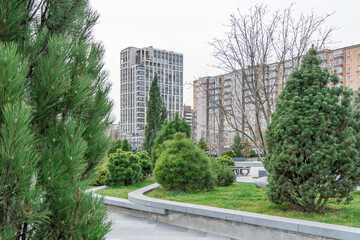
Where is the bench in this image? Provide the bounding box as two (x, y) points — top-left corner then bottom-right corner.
(230, 166), (251, 176)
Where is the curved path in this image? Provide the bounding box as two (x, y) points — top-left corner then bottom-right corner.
(106, 206), (235, 240)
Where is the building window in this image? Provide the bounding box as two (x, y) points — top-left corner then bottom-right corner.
(348, 50), (353, 56)
(348, 67), (352, 73)
(358, 83), (360, 88)
(358, 74), (360, 79)
(348, 84), (352, 89)
(348, 76), (352, 81)
(358, 49), (360, 54)
(349, 59), (353, 63)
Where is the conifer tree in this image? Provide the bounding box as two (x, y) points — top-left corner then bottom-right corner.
(151, 112), (191, 165)
(198, 138), (209, 151)
(0, 1), (112, 238)
(143, 73), (167, 155)
(121, 138), (132, 152)
(265, 48), (360, 212)
(232, 133), (243, 157)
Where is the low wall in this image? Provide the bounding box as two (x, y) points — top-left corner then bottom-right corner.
(94, 184), (360, 240)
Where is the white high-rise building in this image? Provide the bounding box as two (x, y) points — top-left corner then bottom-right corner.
(120, 46), (184, 149)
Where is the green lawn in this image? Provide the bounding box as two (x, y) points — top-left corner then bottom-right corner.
(146, 183), (360, 228)
(96, 178), (156, 199)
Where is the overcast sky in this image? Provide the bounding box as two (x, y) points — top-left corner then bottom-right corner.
(89, 0), (360, 122)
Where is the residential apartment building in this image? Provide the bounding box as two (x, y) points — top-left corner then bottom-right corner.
(183, 105), (193, 127)
(120, 46), (184, 149)
(193, 44), (360, 153)
(193, 74), (240, 153)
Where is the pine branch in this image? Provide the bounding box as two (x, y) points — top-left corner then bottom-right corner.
(72, 187), (81, 227)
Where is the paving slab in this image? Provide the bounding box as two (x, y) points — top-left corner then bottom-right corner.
(106, 209), (233, 240)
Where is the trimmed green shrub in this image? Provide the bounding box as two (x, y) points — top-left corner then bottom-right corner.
(135, 151), (153, 178)
(105, 149), (142, 186)
(215, 155), (235, 167)
(211, 161), (236, 186)
(94, 163), (108, 186)
(154, 133), (215, 192)
(198, 138), (209, 151)
(222, 150), (236, 158)
(249, 149), (257, 158)
(151, 113), (191, 166)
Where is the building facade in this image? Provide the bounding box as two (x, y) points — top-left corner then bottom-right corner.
(120, 46), (184, 149)
(193, 74), (239, 154)
(183, 105), (193, 127)
(193, 44), (360, 153)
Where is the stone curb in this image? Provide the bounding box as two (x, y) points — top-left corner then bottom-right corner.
(127, 183), (360, 240)
(89, 185), (166, 215)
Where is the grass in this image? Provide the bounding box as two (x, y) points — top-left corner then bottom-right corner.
(252, 177), (259, 179)
(96, 178), (156, 199)
(146, 183), (360, 228)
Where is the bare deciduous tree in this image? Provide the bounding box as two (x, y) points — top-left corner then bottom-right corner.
(207, 3), (335, 155)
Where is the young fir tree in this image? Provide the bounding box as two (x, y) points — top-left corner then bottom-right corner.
(121, 138), (132, 152)
(198, 138), (209, 151)
(0, 1), (112, 238)
(143, 73), (167, 155)
(232, 133), (243, 157)
(151, 112), (191, 165)
(242, 139), (252, 157)
(264, 48), (360, 212)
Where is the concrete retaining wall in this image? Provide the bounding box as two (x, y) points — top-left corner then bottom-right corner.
(93, 184), (360, 240)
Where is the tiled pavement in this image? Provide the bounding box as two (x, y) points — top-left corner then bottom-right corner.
(106, 209), (236, 240)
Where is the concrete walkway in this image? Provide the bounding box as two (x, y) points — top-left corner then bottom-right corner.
(106, 206), (236, 240)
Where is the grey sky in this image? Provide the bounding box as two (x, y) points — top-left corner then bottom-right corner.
(89, 0), (360, 122)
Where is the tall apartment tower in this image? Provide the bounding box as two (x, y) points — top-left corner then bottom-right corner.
(120, 46), (184, 149)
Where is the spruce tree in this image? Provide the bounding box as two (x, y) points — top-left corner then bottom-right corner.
(143, 73), (167, 155)
(232, 133), (243, 157)
(198, 138), (209, 151)
(0, 1), (112, 238)
(264, 48), (360, 212)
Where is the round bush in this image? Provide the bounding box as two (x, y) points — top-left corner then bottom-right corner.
(151, 113), (191, 166)
(153, 132), (215, 192)
(94, 163), (108, 186)
(105, 149), (142, 186)
(215, 155), (235, 167)
(211, 161), (236, 186)
(222, 150), (236, 158)
(135, 151), (153, 178)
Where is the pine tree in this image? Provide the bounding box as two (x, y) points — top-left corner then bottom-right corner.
(151, 112), (191, 165)
(232, 133), (243, 157)
(198, 138), (209, 151)
(121, 138), (132, 152)
(264, 48), (360, 212)
(0, 1), (112, 238)
(143, 73), (167, 155)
